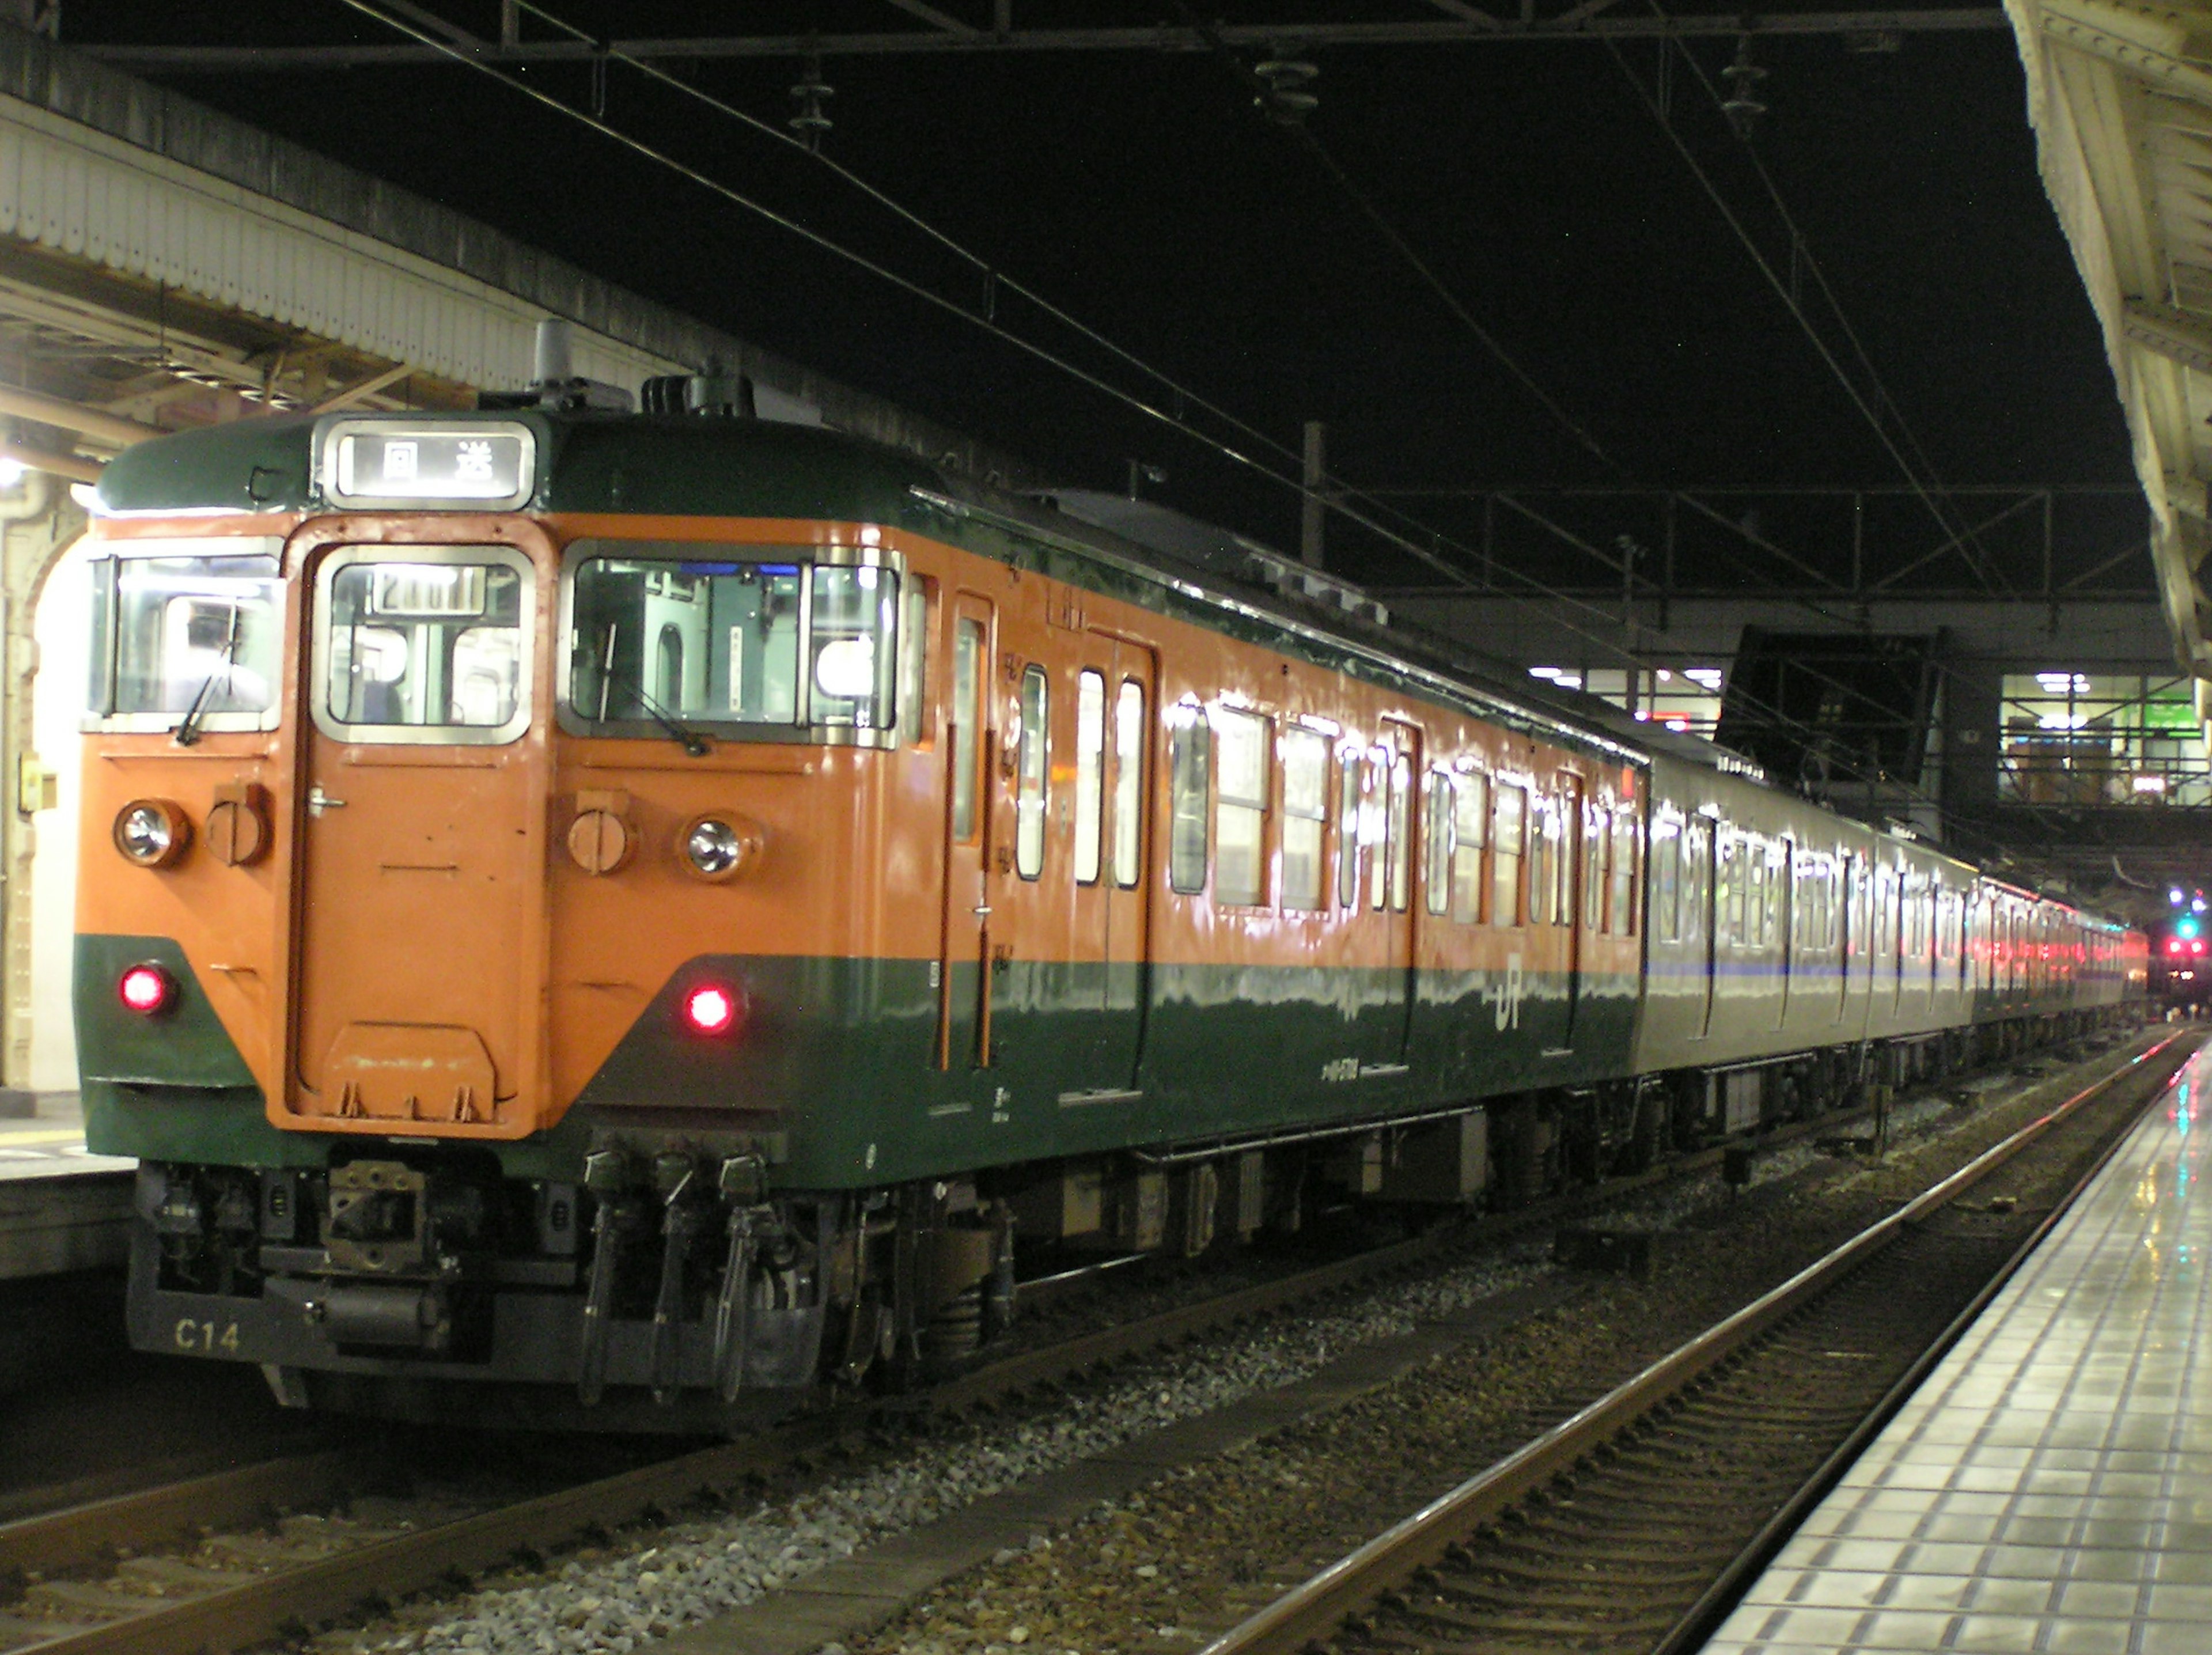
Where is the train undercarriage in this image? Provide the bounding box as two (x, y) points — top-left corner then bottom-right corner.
(128, 1005), (2138, 1431)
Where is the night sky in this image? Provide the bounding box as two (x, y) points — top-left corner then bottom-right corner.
(66, 3), (2138, 589)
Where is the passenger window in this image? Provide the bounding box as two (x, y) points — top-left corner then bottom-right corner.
(950, 618), (982, 842)
(1453, 772), (1488, 924)
(1584, 805), (1606, 931)
(1074, 670), (1105, 884)
(1015, 665), (1047, 881)
(1338, 752), (1365, 909)
(1281, 727), (1330, 911)
(1687, 819), (1713, 943)
(1492, 785), (1525, 926)
(1425, 771), (1455, 917)
(1214, 707), (1270, 906)
(1368, 747), (1392, 911)
(1528, 798), (1554, 926)
(1113, 680), (1145, 888)
(1168, 702), (1209, 895)
(1718, 836), (1741, 946)
(1651, 819), (1680, 942)
(1611, 812), (1636, 936)
(1387, 750), (1412, 912)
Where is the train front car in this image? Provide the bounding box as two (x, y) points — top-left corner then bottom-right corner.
(79, 406), (965, 1427)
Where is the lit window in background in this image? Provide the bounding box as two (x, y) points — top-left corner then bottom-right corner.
(1999, 671), (2209, 807)
(1527, 664), (1724, 742)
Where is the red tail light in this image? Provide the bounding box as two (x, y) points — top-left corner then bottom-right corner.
(118, 963), (177, 1016)
(681, 982), (743, 1037)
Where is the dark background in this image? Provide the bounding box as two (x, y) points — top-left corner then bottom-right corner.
(64, 2), (2136, 588)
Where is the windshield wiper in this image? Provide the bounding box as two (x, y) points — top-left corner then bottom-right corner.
(172, 604), (241, 748)
(626, 681), (710, 758)
(589, 620), (708, 756)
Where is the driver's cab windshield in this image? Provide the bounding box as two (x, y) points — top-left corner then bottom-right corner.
(561, 540), (910, 745)
(311, 547), (534, 745)
(85, 539), (286, 732)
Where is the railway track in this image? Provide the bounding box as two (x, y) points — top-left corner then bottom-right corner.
(0, 1032), (2148, 1655)
(1197, 1029), (2198, 1655)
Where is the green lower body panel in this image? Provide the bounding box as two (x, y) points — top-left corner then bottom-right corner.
(75, 932), (1641, 1187)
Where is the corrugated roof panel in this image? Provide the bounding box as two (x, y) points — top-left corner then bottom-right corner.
(0, 25), (1034, 479)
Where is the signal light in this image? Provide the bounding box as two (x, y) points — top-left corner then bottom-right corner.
(118, 963), (176, 1017)
(2180, 915), (2203, 941)
(681, 982), (742, 1037)
(2172, 939), (2187, 956)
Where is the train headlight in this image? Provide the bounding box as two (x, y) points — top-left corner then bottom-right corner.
(679, 813), (762, 882)
(113, 800), (190, 868)
(681, 981), (744, 1037)
(118, 962), (177, 1017)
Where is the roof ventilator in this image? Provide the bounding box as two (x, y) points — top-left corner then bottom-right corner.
(479, 319), (634, 412)
(1240, 540), (1389, 627)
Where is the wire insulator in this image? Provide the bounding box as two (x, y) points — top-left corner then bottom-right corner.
(1720, 36), (1768, 140)
(789, 56), (834, 149)
(1254, 51), (1320, 126)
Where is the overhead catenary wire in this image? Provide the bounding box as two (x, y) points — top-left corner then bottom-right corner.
(1602, 22), (2012, 594)
(369, 0), (1927, 675)
(328, 0), (1996, 833)
(330, 0), (1713, 652)
(1658, 20), (2012, 597)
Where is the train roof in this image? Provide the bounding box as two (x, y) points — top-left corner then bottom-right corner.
(92, 408), (2135, 929)
(94, 408), (1664, 766)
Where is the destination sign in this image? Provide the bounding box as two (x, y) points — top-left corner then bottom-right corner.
(322, 420), (535, 508)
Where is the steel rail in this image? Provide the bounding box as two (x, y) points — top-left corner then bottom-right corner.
(1195, 1029), (2194, 1655)
(0, 1032), (2150, 1654)
(0, 1451), (350, 1582)
(1649, 1032), (2199, 1654)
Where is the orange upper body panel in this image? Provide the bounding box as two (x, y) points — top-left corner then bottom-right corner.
(78, 508), (1643, 1141)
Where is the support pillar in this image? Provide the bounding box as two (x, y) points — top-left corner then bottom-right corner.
(1, 477), (85, 1094)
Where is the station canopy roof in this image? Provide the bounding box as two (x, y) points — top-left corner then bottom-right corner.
(2010, 0), (2212, 742)
(0, 23), (1020, 490)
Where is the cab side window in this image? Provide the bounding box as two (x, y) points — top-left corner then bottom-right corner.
(1014, 665), (1048, 880)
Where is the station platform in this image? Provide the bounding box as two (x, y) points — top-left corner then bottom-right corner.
(1704, 1041), (2212, 1654)
(0, 1092), (132, 1279)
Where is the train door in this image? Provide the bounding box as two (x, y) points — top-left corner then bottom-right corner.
(1062, 637), (1154, 1097)
(1376, 719), (1421, 1068)
(1557, 773), (1586, 1048)
(1777, 838), (1796, 1029)
(1837, 853), (1857, 1023)
(937, 594), (995, 1070)
(289, 542), (550, 1132)
(1685, 813), (1717, 1038)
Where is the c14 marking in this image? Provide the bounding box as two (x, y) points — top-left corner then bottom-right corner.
(175, 1317), (240, 1354)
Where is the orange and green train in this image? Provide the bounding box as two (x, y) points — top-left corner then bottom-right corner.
(76, 370), (2146, 1429)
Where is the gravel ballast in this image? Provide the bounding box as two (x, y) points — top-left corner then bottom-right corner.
(294, 1034), (2166, 1655)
